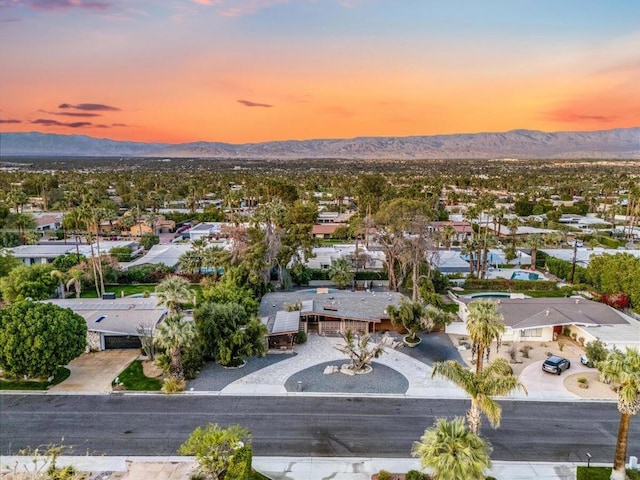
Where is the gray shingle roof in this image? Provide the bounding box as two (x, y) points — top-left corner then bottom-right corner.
(260, 289), (406, 325)
(457, 297), (628, 329)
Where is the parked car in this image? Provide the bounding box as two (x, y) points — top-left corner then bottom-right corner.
(542, 355), (571, 375)
(580, 354), (594, 368)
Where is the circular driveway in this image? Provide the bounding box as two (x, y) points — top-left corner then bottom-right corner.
(516, 359), (592, 400)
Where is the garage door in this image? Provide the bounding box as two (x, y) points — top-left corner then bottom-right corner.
(104, 335), (142, 350)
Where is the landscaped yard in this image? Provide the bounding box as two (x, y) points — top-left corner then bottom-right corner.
(81, 284), (203, 299)
(577, 466), (640, 480)
(0, 366), (70, 390)
(113, 360), (162, 391)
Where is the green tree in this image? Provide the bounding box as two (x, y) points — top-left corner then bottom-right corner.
(140, 233), (160, 251)
(388, 300), (426, 343)
(178, 423), (251, 480)
(432, 358), (527, 435)
(0, 252), (20, 278)
(411, 417), (492, 480)
(466, 300), (505, 374)
(587, 254), (640, 309)
(201, 274), (259, 316)
(0, 300), (86, 378)
(155, 275), (193, 315)
(598, 347), (640, 480)
(584, 339), (609, 366)
(52, 253), (86, 272)
(195, 302), (267, 367)
(0, 263), (58, 304)
(289, 261), (312, 286)
(328, 257), (355, 289)
(154, 314), (196, 380)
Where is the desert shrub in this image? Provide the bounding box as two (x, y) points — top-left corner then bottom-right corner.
(562, 326), (571, 337)
(406, 470), (425, 480)
(377, 470), (393, 480)
(162, 376), (185, 394)
(295, 330), (307, 344)
(571, 333), (577, 341)
(577, 377), (588, 384)
(519, 345), (532, 358)
(585, 339), (608, 364)
(225, 445), (253, 480)
(508, 345), (518, 362)
(578, 336), (585, 346)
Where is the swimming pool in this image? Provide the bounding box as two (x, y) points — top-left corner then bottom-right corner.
(510, 271), (540, 281)
(466, 292), (513, 299)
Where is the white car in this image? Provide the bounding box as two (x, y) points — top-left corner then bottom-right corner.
(580, 354), (594, 368)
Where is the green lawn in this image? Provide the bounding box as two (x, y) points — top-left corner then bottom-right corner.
(0, 366), (70, 390)
(113, 360), (162, 391)
(81, 284), (203, 300)
(577, 467), (640, 480)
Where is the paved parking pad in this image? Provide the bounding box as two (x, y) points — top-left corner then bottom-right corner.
(49, 350), (139, 393)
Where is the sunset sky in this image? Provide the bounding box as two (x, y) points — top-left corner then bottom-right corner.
(1, 0), (639, 144)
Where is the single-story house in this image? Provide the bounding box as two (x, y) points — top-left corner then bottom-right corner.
(260, 289), (406, 339)
(447, 295), (640, 350)
(312, 223), (342, 239)
(46, 297), (167, 351)
(122, 243), (193, 270)
(428, 221), (474, 243)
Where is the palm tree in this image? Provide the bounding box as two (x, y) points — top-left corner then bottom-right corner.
(412, 417), (492, 480)
(467, 300), (505, 374)
(442, 224), (456, 250)
(432, 358), (527, 435)
(66, 268), (84, 298)
(154, 314), (196, 380)
(525, 233), (545, 270)
(328, 257), (355, 289)
(388, 300), (425, 343)
(50, 270), (67, 299)
(598, 347), (640, 480)
(155, 276), (192, 315)
(507, 217), (520, 246)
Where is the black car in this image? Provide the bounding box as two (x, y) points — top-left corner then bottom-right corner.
(542, 355), (571, 375)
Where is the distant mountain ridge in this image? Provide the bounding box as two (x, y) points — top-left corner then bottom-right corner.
(1, 128), (639, 159)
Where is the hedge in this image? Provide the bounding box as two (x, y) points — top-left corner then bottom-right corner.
(463, 278), (558, 292)
(545, 257), (588, 283)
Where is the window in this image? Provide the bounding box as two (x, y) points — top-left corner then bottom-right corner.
(521, 328), (542, 338)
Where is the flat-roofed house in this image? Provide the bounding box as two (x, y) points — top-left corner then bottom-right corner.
(46, 298), (167, 351)
(261, 289), (406, 339)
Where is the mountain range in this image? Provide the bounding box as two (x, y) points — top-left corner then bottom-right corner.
(1, 128), (639, 159)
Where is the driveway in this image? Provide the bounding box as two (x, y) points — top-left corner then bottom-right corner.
(515, 359), (592, 400)
(49, 350), (139, 393)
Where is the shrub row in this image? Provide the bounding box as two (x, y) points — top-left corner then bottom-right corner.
(463, 278), (558, 292)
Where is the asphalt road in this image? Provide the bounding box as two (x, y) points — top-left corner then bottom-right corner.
(1, 395), (638, 463)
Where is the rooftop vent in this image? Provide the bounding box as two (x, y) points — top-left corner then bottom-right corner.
(95, 315), (106, 323)
(323, 304), (338, 311)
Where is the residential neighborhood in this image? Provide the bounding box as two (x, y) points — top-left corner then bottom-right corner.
(1, 160), (639, 480)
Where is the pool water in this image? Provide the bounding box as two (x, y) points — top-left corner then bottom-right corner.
(510, 271), (540, 281)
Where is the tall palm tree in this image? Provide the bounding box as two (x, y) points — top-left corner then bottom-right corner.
(526, 233), (545, 271)
(155, 276), (192, 315)
(154, 314), (196, 380)
(598, 347), (640, 480)
(412, 417), (492, 480)
(467, 300), (505, 374)
(66, 268), (84, 298)
(432, 358), (527, 435)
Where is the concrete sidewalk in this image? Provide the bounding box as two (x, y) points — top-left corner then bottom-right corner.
(0, 455), (591, 479)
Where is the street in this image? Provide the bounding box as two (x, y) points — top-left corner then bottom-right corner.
(2, 395), (637, 463)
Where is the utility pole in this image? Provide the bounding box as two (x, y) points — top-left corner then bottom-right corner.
(570, 238), (578, 283)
